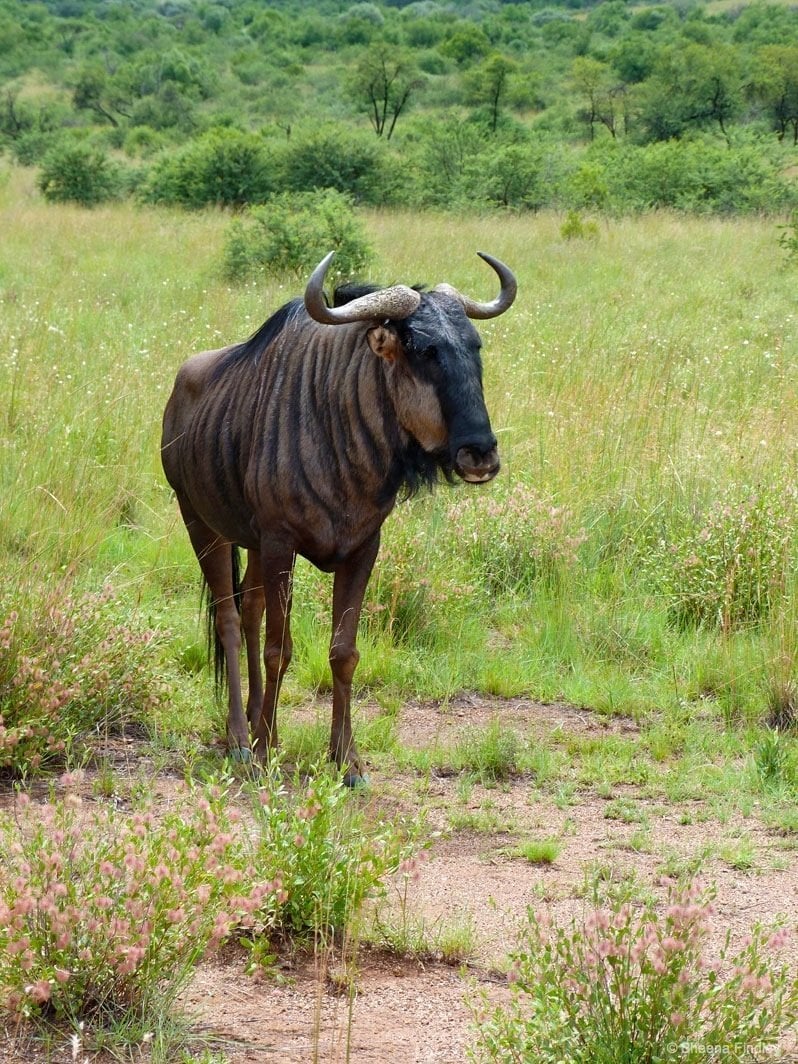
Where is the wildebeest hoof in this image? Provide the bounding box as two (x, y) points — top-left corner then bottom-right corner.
(343, 772), (369, 789)
(228, 746), (252, 763)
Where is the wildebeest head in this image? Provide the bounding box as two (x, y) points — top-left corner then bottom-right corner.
(304, 252), (516, 484)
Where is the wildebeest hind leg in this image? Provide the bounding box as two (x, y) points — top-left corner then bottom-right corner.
(177, 500), (250, 756)
(241, 551), (265, 729)
(251, 547), (296, 763)
(329, 533), (380, 785)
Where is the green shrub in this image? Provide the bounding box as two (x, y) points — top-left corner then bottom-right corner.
(602, 139), (798, 215)
(0, 586), (168, 775)
(471, 881), (798, 1063)
(11, 130), (62, 166)
(37, 142), (124, 207)
(140, 128), (274, 209)
(277, 125), (392, 205)
(560, 209), (599, 239)
(458, 721), (523, 782)
(222, 188), (372, 282)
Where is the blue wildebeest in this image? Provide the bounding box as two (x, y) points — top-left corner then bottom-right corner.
(161, 251), (516, 784)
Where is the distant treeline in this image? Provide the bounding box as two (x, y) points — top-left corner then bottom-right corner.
(2, 0), (797, 213)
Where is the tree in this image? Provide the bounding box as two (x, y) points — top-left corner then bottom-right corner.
(464, 53), (517, 134)
(349, 44), (424, 140)
(748, 46), (798, 145)
(439, 24), (491, 66)
(72, 66), (130, 128)
(571, 57), (629, 140)
(639, 43), (742, 144)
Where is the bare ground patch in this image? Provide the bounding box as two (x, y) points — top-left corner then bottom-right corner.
(3, 697), (798, 1063)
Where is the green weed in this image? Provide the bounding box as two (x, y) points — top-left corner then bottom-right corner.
(245, 759), (411, 943)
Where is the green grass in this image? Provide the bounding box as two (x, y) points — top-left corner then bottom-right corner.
(507, 838), (563, 865)
(2, 161), (798, 788)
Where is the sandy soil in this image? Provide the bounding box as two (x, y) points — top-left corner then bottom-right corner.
(3, 696), (798, 1063)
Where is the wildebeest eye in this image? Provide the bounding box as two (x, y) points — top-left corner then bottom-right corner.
(423, 345), (438, 361)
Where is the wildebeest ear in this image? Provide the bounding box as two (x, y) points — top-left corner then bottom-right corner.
(367, 324), (402, 363)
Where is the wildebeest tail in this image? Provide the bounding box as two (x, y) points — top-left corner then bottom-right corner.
(201, 545), (243, 698)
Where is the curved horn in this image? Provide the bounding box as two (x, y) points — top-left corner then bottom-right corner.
(304, 251), (421, 325)
(437, 252), (517, 320)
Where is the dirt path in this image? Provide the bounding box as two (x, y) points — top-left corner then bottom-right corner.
(4, 697), (798, 1063)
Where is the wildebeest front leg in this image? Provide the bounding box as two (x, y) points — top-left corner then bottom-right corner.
(251, 548), (295, 762)
(241, 551), (265, 729)
(330, 533), (380, 786)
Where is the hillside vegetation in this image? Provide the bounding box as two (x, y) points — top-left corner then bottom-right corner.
(1, 0), (798, 213)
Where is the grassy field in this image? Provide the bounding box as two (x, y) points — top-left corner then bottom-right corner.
(3, 161), (797, 729)
(3, 159), (798, 1058)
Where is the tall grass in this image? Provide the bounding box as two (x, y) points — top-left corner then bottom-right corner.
(2, 160), (797, 748)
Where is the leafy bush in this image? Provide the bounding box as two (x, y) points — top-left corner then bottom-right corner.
(247, 760), (409, 941)
(0, 586), (168, 775)
(222, 188), (372, 282)
(471, 881), (798, 1063)
(11, 130), (63, 166)
(640, 487), (798, 630)
(37, 142), (124, 207)
(277, 125), (393, 205)
(0, 779), (280, 1027)
(140, 128), (274, 209)
(582, 138), (798, 215)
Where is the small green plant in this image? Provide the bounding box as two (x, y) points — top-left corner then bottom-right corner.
(719, 835), (757, 872)
(370, 853), (476, 964)
(457, 721), (522, 783)
(470, 880), (798, 1063)
(560, 209), (599, 240)
(604, 797), (648, 824)
(777, 209), (798, 265)
(509, 838), (562, 865)
(448, 804), (517, 835)
(0, 777), (279, 1037)
(222, 189), (372, 282)
(246, 759), (410, 943)
(754, 728), (792, 789)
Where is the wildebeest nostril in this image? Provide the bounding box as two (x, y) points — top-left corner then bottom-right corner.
(455, 445), (500, 482)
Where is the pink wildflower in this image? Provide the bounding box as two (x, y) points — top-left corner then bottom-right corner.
(26, 979), (51, 1004)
